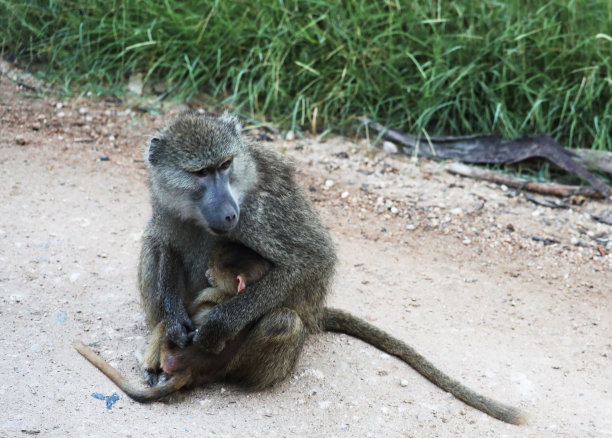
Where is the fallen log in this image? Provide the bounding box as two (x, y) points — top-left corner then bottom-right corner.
(573, 149), (612, 177)
(359, 117), (611, 201)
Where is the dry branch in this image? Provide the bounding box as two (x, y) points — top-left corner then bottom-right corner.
(573, 149), (612, 177)
(447, 162), (611, 199)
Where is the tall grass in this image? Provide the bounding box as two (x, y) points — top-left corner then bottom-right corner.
(1, 0), (610, 150)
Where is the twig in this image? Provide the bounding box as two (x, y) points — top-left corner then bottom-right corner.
(524, 194), (568, 209)
(529, 235), (561, 245)
(447, 162), (610, 199)
(590, 211), (612, 225)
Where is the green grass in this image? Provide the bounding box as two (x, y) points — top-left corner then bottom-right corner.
(1, 0), (610, 150)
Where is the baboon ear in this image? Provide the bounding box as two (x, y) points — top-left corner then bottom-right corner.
(147, 136), (164, 165)
(219, 111), (242, 136)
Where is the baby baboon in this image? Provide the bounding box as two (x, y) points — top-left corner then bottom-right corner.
(77, 111), (525, 424)
(147, 242), (271, 383)
(74, 241), (271, 402)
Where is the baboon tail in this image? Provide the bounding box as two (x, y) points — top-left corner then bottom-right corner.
(73, 339), (190, 403)
(321, 307), (527, 425)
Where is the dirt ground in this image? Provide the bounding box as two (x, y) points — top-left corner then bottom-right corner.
(1, 71), (611, 438)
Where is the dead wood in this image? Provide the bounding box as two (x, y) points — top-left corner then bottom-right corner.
(359, 117), (611, 201)
(524, 194), (569, 209)
(590, 210), (612, 226)
(447, 162), (611, 199)
(573, 149), (612, 177)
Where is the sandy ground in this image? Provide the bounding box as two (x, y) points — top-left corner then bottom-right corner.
(1, 73), (611, 438)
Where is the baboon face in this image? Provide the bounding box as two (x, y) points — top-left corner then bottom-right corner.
(188, 155), (240, 234)
(147, 112), (248, 234)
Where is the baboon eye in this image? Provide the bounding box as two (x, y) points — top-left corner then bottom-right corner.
(192, 167), (210, 177)
(218, 158), (233, 171)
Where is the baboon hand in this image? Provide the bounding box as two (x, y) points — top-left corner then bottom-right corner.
(165, 312), (196, 348)
(192, 307), (232, 354)
(205, 268), (216, 287)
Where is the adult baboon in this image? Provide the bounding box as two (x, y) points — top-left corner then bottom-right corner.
(76, 111), (525, 424)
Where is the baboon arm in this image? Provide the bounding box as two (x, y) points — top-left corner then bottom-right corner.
(193, 265), (299, 352)
(157, 247), (193, 347)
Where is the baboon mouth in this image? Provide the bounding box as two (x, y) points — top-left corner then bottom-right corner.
(210, 227), (229, 235)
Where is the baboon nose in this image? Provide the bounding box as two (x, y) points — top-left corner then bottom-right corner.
(225, 214), (236, 222)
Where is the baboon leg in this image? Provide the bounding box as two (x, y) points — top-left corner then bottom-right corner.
(141, 290), (219, 386)
(141, 322), (167, 386)
(222, 308), (305, 389)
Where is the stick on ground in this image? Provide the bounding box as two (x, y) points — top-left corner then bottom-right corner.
(447, 162), (611, 199)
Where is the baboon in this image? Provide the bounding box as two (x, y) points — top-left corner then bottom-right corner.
(74, 241), (271, 402)
(77, 111), (526, 424)
(146, 241), (272, 382)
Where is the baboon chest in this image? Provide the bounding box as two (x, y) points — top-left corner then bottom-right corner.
(179, 236), (219, 299)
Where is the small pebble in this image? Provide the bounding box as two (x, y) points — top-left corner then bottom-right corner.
(100, 155), (110, 161)
(400, 379), (409, 387)
(325, 180), (334, 188)
(382, 141), (398, 154)
(54, 309), (68, 323)
(318, 401), (331, 410)
(15, 134), (27, 145)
